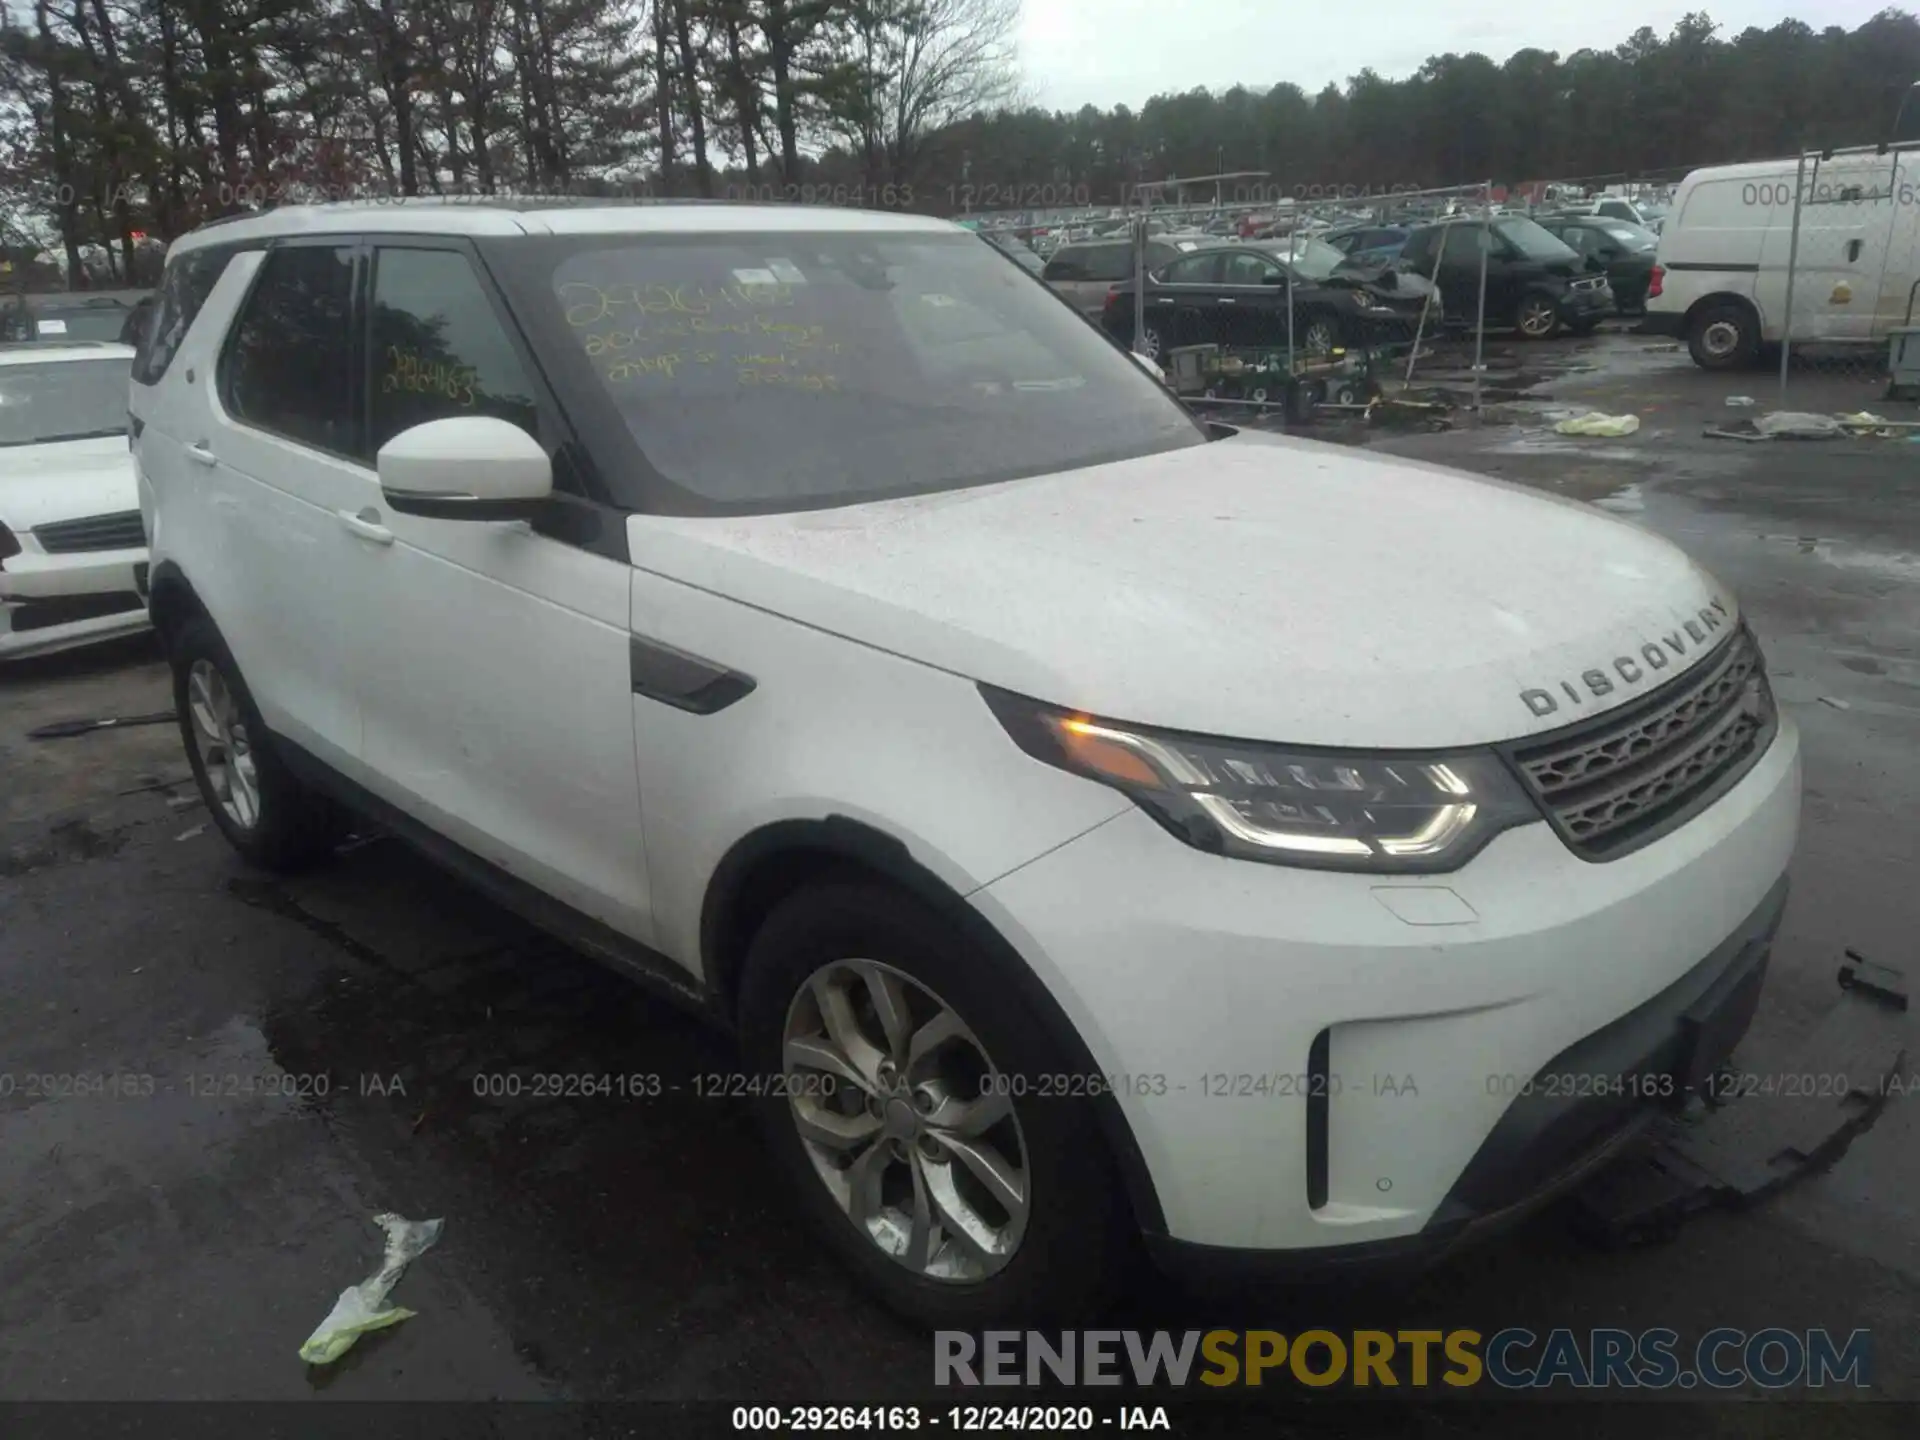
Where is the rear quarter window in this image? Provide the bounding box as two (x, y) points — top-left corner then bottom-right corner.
(135, 245), (235, 385)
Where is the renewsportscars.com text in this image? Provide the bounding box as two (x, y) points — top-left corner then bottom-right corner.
(934, 1328), (1872, 1390)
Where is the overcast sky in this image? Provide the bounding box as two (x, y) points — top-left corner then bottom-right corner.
(1017, 0), (1896, 112)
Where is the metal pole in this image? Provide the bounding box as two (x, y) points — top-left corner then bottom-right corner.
(1473, 183), (1492, 419)
(1285, 226), (1297, 395)
(1132, 210), (1147, 360)
(1778, 150), (1809, 404)
(1405, 215), (1453, 386)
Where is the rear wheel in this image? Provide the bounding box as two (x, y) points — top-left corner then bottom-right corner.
(172, 616), (347, 871)
(738, 881), (1133, 1327)
(1687, 301), (1760, 370)
(1138, 321), (1169, 361)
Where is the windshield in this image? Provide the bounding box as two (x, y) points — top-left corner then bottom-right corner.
(1494, 217), (1580, 262)
(1266, 237), (1347, 280)
(0, 357), (130, 446)
(512, 230), (1206, 515)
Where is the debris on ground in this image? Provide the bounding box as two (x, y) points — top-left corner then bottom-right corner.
(27, 712), (176, 741)
(1569, 955), (1907, 1247)
(1755, 411), (1844, 439)
(173, 824), (206, 842)
(1553, 411), (1641, 437)
(299, 1213), (445, 1366)
(1708, 412), (1852, 442)
(1819, 695), (1852, 710)
(1725, 395), (1756, 407)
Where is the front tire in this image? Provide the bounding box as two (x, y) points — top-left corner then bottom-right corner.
(738, 881), (1133, 1327)
(172, 616), (347, 871)
(1515, 291), (1562, 339)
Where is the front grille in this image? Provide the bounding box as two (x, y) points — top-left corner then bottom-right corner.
(1509, 626), (1777, 859)
(1570, 276), (1608, 293)
(32, 510), (146, 554)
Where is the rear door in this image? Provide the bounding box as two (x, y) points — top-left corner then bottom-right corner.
(196, 242), (382, 767)
(1151, 251), (1227, 349)
(1217, 248), (1290, 348)
(350, 240), (653, 940)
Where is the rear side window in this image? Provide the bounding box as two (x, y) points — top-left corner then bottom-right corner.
(220, 245), (358, 456)
(1082, 243), (1134, 282)
(369, 247), (539, 453)
(134, 248), (232, 385)
(1041, 251), (1087, 282)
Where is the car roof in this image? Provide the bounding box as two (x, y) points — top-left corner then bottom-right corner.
(0, 340), (135, 365)
(170, 198), (960, 252)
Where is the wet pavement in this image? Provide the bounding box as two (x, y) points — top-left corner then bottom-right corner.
(3, 333), (1918, 1421)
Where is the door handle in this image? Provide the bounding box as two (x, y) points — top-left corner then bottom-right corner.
(1218, 297), (1236, 304)
(186, 442), (217, 468)
(336, 507), (394, 546)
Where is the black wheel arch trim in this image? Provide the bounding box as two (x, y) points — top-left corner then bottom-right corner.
(701, 814), (1170, 1236)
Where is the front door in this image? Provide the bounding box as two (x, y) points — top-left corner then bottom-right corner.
(352, 241), (654, 941)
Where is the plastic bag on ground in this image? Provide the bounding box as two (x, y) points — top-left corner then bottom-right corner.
(299, 1213), (445, 1365)
(1553, 412), (1641, 437)
(1754, 411), (1842, 439)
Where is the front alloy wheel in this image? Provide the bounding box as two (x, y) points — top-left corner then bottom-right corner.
(783, 958), (1030, 1282)
(186, 657), (261, 831)
(1517, 294), (1561, 339)
(1301, 317), (1340, 355)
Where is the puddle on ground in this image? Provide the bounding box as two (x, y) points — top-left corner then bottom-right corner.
(1593, 483), (1647, 513)
(1755, 534), (1920, 581)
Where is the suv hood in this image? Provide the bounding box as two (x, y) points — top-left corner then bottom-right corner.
(627, 433), (1736, 749)
(0, 436), (137, 531)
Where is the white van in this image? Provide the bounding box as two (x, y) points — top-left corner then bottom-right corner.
(1643, 146), (1920, 368)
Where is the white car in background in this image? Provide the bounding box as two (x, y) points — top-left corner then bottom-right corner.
(0, 341), (149, 659)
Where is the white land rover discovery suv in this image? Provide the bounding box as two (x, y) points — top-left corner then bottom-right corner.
(133, 201), (1799, 1326)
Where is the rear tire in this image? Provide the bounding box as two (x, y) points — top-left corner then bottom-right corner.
(171, 616), (347, 871)
(1687, 301), (1760, 370)
(737, 880), (1134, 1328)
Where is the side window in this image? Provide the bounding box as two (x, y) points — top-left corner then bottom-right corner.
(1223, 251), (1280, 285)
(1403, 231), (1436, 268)
(1160, 253), (1223, 285)
(1041, 252), (1085, 282)
(1081, 243), (1132, 283)
(220, 245), (357, 455)
(369, 247), (539, 454)
(134, 246), (232, 385)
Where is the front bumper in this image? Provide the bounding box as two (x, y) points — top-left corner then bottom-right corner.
(0, 544), (150, 659)
(1147, 873), (1784, 1282)
(975, 715), (1800, 1257)
(1560, 283), (1617, 321)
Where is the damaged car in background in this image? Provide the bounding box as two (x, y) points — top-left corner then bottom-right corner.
(1100, 237), (1440, 359)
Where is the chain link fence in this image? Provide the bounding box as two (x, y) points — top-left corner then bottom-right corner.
(1031, 184), (1501, 428)
(1763, 142), (1920, 405)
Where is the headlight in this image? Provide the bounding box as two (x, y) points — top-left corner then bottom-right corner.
(981, 687), (1542, 873)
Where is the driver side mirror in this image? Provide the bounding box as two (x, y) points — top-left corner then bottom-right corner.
(378, 416), (552, 521)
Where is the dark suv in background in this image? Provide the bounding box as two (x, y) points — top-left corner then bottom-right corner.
(1401, 217), (1614, 339)
(1041, 237), (1188, 320)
